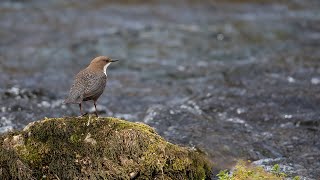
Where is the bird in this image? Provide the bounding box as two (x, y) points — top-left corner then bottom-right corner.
(64, 56), (118, 117)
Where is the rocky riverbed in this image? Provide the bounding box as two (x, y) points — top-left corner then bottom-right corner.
(0, 0), (319, 179)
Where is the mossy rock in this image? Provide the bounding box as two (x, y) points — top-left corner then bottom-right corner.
(217, 160), (289, 180)
(0, 116), (212, 179)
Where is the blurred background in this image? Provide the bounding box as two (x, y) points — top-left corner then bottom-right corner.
(0, 0), (319, 178)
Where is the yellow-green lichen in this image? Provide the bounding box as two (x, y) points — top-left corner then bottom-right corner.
(0, 116), (213, 179)
(216, 160), (299, 180)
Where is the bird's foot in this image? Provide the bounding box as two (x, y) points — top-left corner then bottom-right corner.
(79, 113), (99, 118)
(80, 113), (88, 117)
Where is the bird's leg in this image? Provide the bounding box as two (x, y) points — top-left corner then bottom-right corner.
(94, 101), (99, 117)
(79, 103), (83, 116)
(79, 103), (87, 116)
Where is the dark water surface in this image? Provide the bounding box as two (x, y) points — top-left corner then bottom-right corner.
(0, 0), (319, 178)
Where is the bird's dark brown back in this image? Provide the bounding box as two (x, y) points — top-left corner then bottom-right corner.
(65, 68), (106, 103)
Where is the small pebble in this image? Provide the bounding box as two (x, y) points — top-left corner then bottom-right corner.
(311, 77), (320, 85)
(287, 76), (295, 83)
(217, 33), (224, 41)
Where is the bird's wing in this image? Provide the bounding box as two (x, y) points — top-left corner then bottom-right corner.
(64, 70), (87, 104)
(83, 71), (106, 100)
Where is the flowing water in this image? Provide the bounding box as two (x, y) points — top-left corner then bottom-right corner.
(0, 0), (319, 178)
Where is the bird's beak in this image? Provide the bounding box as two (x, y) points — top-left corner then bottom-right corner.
(111, 59), (119, 62)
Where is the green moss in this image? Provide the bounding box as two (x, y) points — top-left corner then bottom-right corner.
(70, 134), (81, 144)
(18, 138), (47, 165)
(216, 160), (299, 180)
(172, 157), (192, 171)
(0, 116), (212, 179)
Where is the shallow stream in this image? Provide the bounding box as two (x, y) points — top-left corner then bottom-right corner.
(0, 0), (319, 178)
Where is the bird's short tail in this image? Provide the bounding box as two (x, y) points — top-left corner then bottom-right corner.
(64, 97), (76, 104)
(64, 95), (82, 104)
(63, 98), (71, 104)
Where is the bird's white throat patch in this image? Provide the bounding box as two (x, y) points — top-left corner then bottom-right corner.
(103, 63), (111, 76)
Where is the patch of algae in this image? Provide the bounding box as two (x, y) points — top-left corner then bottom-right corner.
(0, 116), (212, 179)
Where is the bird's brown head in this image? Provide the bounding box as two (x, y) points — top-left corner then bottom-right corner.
(88, 56), (119, 72)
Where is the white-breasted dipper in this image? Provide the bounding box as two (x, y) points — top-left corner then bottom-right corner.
(64, 56), (118, 117)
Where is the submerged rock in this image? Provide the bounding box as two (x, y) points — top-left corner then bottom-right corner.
(0, 116), (212, 179)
